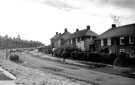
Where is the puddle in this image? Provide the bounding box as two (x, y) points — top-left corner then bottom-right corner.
(62, 65), (79, 70)
(79, 62), (111, 68)
(95, 78), (102, 81)
(41, 66), (63, 72)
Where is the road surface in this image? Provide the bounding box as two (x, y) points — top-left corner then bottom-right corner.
(15, 51), (135, 85)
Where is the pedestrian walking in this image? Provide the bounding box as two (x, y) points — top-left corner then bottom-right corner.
(61, 49), (67, 62)
(52, 48), (56, 56)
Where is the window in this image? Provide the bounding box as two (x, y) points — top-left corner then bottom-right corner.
(79, 37), (82, 41)
(101, 39), (104, 46)
(77, 38), (80, 42)
(76, 38), (78, 43)
(129, 36), (134, 44)
(107, 38), (111, 46)
(129, 52), (135, 58)
(120, 49), (125, 53)
(104, 39), (107, 46)
(70, 39), (73, 44)
(120, 37), (124, 45)
(90, 37), (93, 44)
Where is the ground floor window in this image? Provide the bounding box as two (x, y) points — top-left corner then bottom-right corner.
(120, 37), (124, 45)
(129, 36), (134, 44)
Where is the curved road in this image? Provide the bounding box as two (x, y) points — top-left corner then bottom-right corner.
(16, 51), (135, 85)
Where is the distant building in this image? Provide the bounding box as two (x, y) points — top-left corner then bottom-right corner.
(67, 25), (98, 51)
(55, 28), (71, 48)
(50, 28), (71, 48)
(17, 34), (21, 40)
(50, 32), (61, 48)
(96, 23), (135, 58)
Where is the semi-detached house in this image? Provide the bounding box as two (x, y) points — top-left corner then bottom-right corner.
(50, 32), (61, 48)
(96, 24), (135, 58)
(66, 25), (98, 51)
(51, 28), (71, 48)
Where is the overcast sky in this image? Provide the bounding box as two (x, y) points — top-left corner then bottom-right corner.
(0, 0), (135, 45)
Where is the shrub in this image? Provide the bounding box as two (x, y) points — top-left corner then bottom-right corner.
(109, 53), (117, 64)
(88, 53), (117, 65)
(9, 54), (19, 61)
(89, 52), (100, 62)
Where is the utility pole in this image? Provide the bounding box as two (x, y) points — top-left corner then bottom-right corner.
(5, 37), (8, 59)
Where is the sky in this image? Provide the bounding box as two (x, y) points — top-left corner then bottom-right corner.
(0, 0), (135, 45)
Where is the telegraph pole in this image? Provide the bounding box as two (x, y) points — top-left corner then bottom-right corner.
(5, 35), (8, 59)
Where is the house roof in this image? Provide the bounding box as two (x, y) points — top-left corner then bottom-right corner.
(57, 31), (71, 40)
(67, 28), (98, 39)
(50, 33), (61, 40)
(97, 23), (135, 39)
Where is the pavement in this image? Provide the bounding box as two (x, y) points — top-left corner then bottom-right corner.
(0, 67), (16, 85)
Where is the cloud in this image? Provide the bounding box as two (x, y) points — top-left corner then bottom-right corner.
(43, 0), (81, 11)
(95, 0), (135, 9)
(111, 0), (135, 9)
(30, 0), (135, 11)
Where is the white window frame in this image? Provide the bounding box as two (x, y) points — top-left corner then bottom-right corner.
(129, 36), (134, 44)
(76, 38), (78, 43)
(120, 37), (124, 45)
(107, 38), (111, 46)
(101, 39), (104, 46)
(120, 49), (125, 53)
(70, 39), (73, 44)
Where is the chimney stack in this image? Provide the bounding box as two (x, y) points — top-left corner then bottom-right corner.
(76, 29), (79, 32)
(87, 25), (90, 30)
(112, 24), (116, 28)
(56, 32), (58, 35)
(65, 28), (67, 32)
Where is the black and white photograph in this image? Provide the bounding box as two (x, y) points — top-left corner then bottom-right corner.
(0, 0), (135, 85)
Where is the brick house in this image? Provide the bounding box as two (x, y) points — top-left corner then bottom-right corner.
(96, 24), (135, 58)
(66, 25), (98, 51)
(54, 28), (71, 48)
(50, 32), (61, 48)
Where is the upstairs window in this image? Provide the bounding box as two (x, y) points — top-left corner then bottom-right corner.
(129, 36), (134, 44)
(75, 38), (78, 43)
(103, 39), (107, 46)
(107, 38), (111, 46)
(101, 39), (104, 46)
(120, 49), (125, 53)
(70, 39), (72, 44)
(120, 37), (124, 45)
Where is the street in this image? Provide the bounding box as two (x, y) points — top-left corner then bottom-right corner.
(16, 51), (135, 85)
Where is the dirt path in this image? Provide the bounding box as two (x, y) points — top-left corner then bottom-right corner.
(16, 51), (135, 85)
(0, 50), (90, 85)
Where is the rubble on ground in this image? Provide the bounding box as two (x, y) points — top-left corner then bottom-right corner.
(0, 52), (91, 85)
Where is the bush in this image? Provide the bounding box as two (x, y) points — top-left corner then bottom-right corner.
(71, 51), (78, 59)
(9, 54), (19, 61)
(109, 53), (117, 64)
(89, 52), (100, 62)
(113, 53), (135, 67)
(88, 53), (117, 65)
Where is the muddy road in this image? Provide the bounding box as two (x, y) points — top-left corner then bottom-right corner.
(14, 51), (135, 85)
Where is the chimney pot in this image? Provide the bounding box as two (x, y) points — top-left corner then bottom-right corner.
(56, 32), (58, 35)
(76, 29), (79, 32)
(87, 25), (90, 30)
(65, 28), (67, 32)
(112, 24), (116, 28)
